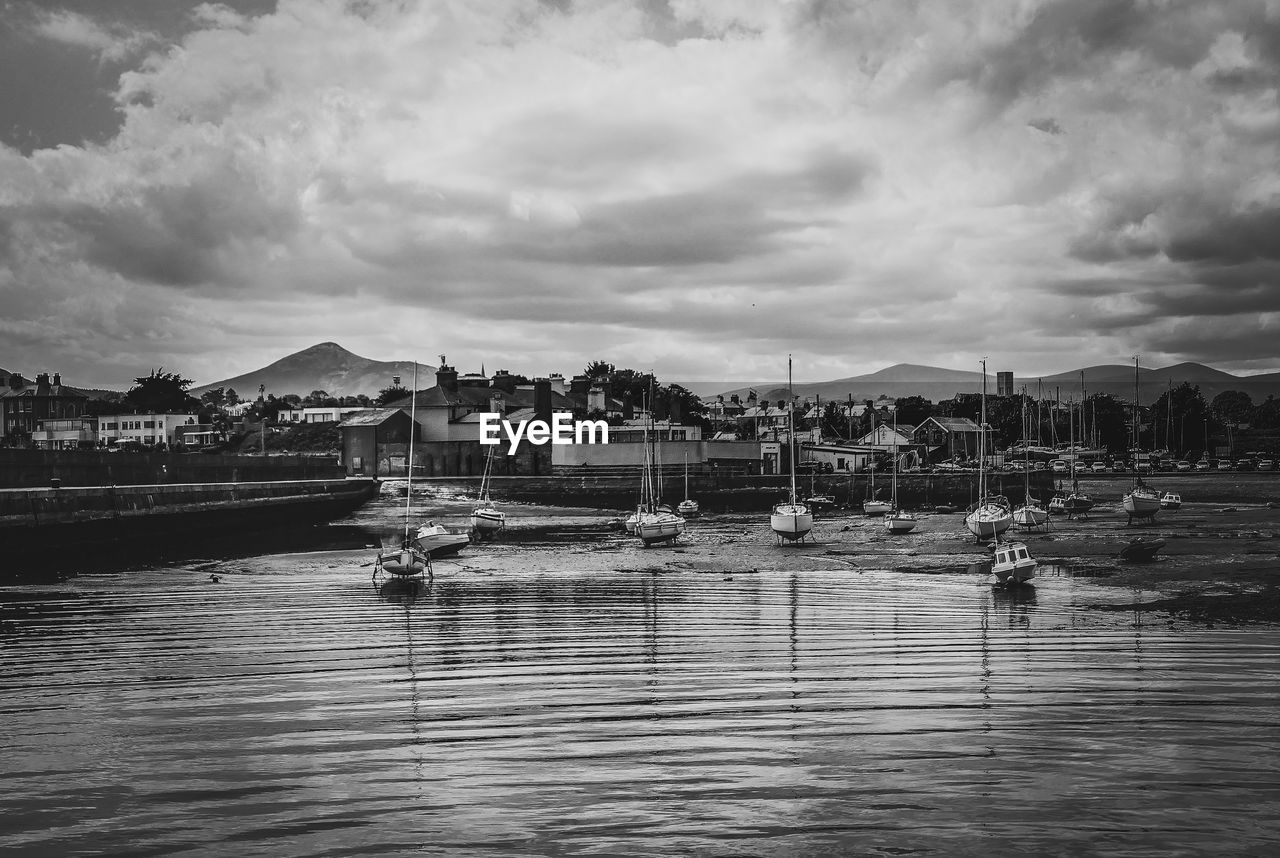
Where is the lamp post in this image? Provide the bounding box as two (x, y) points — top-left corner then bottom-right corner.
(259, 383), (266, 456)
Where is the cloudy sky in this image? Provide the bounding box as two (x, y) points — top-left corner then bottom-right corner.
(2, 0), (1279, 389)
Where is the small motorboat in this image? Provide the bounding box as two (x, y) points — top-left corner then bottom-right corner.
(805, 494), (836, 514)
(1047, 493), (1067, 515)
(991, 540), (1036, 586)
(1160, 492), (1182, 511)
(1119, 537), (1166, 562)
(1063, 493), (1094, 517)
(413, 521), (470, 558)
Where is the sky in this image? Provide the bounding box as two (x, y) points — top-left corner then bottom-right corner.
(2, 0), (1280, 390)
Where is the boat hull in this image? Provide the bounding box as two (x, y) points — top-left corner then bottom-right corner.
(771, 504), (813, 541)
(469, 507), (505, 534)
(992, 541), (1036, 585)
(677, 500), (700, 518)
(965, 505), (1013, 540)
(377, 547), (431, 577)
(863, 501), (891, 515)
(636, 512), (685, 545)
(1012, 506), (1049, 527)
(883, 513), (917, 534)
(1123, 491), (1162, 518)
(413, 525), (470, 558)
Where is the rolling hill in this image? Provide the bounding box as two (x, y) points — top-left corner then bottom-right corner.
(191, 342), (424, 399)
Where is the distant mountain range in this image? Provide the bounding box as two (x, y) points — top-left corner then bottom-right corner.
(184, 343), (1280, 406)
(684, 362), (1280, 406)
(190, 342), (422, 399)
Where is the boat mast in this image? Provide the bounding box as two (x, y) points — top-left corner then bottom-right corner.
(404, 360), (418, 544)
(979, 358), (987, 501)
(788, 355), (797, 506)
(1022, 388), (1030, 499)
(1133, 355), (1140, 484)
(890, 407), (898, 510)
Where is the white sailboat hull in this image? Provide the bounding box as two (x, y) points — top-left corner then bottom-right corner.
(1012, 505), (1049, 527)
(636, 512), (685, 545)
(1123, 491), (1162, 517)
(413, 524), (470, 558)
(469, 507), (505, 533)
(677, 499), (700, 517)
(771, 504), (813, 540)
(966, 504), (1013, 539)
(863, 500), (892, 515)
(884, 512), (917, 534)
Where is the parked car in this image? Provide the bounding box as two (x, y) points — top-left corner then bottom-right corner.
(1113, 461), (1128, 473)
(1050, 459), (1068, 473)
(1195, 459), (1210, 470)
(1091, 461), (1107, 473)
(1217, 460), (1233, 471)
(1159, 459), (1174, 471)
(1136, 460), (1153, 474)
(1236, 459), (1255, 471)
(1259, 459), (1276, 471)
(1175, 460), (1192, 471)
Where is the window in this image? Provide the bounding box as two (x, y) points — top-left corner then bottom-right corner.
(144, 421), (155, 429)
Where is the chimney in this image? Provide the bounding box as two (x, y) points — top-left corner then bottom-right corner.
(488, 391), (505, 416)
(435, 356), (458, 393)
(547, 373), (567, 395)
(490, 370), (517, 394)
(570, 374), (591, 401)
(8, 373), (23, 390)
(588, 385), (606, 414)
(534, 377), (552, 426)
(53, 373), (62, 386)
(730, 393), (740, 405)
(622, 392), (634, 420)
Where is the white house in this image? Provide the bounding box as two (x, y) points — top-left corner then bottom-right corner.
(278, 406), (368, 424)
(98, 413), (200, 447)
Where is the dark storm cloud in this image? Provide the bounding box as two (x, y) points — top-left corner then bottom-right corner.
(1166, 208), (1280, 265)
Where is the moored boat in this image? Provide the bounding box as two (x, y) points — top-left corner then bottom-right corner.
(469, 446), (506, 536)
(373, 361), (431, 581)
(771, 357), (813, 543)
(991, 540), (1037, 585)
(413, 521), (470, 558)
(882, 410), (917, 534)
(1160, 492), (1182, 510)
(964, 359), (1012, 542)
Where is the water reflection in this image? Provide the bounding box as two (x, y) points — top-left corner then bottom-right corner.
(2, 562), (1278, 856)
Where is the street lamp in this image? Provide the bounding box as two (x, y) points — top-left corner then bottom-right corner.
(259, 383), (266, 456)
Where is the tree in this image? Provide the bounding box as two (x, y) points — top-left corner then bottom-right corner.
(1150, 382), (1211, 456)
(123, 369), (199, 413)
(225, 387), (240, 406)
(1253, 395), (1280, 430)
(1212, 390), (1253, 426)
(893, 395), (933, 428)
(200, 387), (227, 410)
(376, 384), (409, 406)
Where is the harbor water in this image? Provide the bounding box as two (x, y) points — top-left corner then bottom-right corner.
(3, 487), (1280, 855)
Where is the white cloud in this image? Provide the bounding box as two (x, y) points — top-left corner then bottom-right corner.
(32, 9), (158, 63)
(3, 0), (1280, 389)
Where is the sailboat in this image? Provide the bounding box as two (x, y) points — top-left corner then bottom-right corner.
(771, 356), (814, 543)
(1012, 391), (1049, 529)
(677, 452), (700, 517)
(862, 410), (892, 515)
(633, 398), (685, 546)
(1122, 355), (1162, 524)
(469, 445), (506, 536)
(1062, 396), (1094, 518)
(374, 362), (432, 580)
(883, 408), (917, 534)
(964, 358), (1013, 542)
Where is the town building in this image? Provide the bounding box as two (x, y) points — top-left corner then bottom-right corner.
(98, 413), (201, 448)
(31, 417), (97, 450)
(997, 371), (1014, 397)
(277, 406), (368, 424)
(912, 416), (985, 461)
(1, 373), (89, 447)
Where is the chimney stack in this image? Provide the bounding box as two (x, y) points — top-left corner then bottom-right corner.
(533, 378), (552, 426)
(435, 356), (458, 393)
(53, 373), (62, 386)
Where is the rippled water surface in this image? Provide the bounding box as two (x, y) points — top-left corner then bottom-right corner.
(3, 499), (1280, 856)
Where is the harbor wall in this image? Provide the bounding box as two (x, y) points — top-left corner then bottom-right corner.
(0, 449), (343, 489)
(1, 478), (378, 571)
